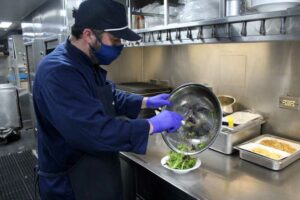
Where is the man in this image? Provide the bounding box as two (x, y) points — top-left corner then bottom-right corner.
(33, 0), (183, 199)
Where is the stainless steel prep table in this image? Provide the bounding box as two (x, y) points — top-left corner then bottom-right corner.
(121, 134), (300, 200)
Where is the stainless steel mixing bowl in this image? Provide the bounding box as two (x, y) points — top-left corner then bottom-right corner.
(162, 83), (222, 155)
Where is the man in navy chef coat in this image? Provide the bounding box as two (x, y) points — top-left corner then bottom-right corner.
(33, 0), (183, 199)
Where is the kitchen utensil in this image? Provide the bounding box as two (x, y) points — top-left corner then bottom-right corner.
(217, 95), (236, 115)
(162, 83), (222, 155)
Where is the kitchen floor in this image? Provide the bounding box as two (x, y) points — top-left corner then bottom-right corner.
(0, 128), (39, 200)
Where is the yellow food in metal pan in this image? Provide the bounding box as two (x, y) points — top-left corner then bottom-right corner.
(259, 139), (297, 154)
(251, 147), (283, 160)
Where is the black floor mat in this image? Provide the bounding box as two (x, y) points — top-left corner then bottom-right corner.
(0, 150), (39, 200)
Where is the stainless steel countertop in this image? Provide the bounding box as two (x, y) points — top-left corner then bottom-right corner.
(121, 134), (300, 200)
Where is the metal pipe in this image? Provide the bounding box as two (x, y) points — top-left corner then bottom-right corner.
(164, 0), (169, 26)
(127, 0), (132, 29)
(219, 0), (226, 18)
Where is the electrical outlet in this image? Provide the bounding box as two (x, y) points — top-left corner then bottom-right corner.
(279, 96), (299, 111)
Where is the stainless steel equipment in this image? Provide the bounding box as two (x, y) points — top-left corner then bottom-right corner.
(7, 35), (27, 88)
(210, 118), (264, 154)
(226, 0), (246, 16)
(121, 133), (300, 200)
(118, 81), (172, 200)
(116, 82), (172, 96)
(116, 82), (172, 118)
(218, 95), (236, 115)
(162, 83), (222, 155)
(235, 134), (300, 170)
(0, 84), (22, 142)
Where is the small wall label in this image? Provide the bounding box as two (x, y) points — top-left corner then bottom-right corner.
(279, 96), (299, 110)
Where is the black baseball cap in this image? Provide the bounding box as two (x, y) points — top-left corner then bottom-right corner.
(73, 0), (141, 41)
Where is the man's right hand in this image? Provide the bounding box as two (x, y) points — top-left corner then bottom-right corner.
(147, 110), (183, 134)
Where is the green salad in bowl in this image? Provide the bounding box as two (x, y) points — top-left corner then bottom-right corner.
(161, 144), (201, 174)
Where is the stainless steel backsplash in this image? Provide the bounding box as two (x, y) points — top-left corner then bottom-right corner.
(108, 42), (300, 140)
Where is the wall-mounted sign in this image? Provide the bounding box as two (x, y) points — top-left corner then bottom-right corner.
(279, 96), (299, 111)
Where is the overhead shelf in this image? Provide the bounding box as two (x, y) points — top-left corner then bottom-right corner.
(125, 3), (300, 47)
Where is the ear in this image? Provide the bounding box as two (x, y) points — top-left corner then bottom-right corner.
(81, 28), (95, 44)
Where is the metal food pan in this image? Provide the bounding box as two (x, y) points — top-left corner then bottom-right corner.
(210, 118), (264, 154)
(235, 134), (300, 170)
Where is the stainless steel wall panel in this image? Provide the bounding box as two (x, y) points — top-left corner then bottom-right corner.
(39, 0), (67, 38)
(32, 39), (45, 72)
(22, 0), (67, 41)
(106, 47), (144, 83)
(21, 23), (35, 43)
(32, 15), (43, 39)
(111, 41), (300, 140)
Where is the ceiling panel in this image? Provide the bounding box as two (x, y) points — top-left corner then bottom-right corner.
(0, 0), (48, 21)
(0, 0), (48, 39)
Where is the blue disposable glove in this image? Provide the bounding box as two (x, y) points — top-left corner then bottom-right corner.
(146, 94), (172, 109)
(148, 110), (183, 134)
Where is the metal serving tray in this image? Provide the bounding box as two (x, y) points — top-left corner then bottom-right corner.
(235, 134), (300, 170)
(210, 118), (264, 154)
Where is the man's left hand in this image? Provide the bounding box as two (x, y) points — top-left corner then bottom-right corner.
(146, 93), (172, 109)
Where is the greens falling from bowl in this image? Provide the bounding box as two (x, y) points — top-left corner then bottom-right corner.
(166, 144), (197, 170)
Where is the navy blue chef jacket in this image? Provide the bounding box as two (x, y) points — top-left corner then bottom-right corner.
(33, 39), (150, 199)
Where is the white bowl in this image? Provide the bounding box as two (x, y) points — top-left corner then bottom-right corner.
(252, 0), (300, 12)
(161, 155), (201, 174)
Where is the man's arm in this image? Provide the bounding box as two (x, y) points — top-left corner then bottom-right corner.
(112, 85), (144, 119)
(38, 68), (150, 155)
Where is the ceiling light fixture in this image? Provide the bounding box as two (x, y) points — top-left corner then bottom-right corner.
(0, 22), (12, 29)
